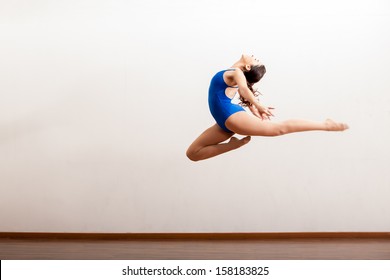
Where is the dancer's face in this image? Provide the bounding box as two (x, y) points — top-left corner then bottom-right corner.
(241, 54), (262, 67)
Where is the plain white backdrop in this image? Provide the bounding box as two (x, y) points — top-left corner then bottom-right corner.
(0, 0), (389, 232)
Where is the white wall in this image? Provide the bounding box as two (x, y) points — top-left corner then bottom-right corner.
(1, 0), (390, 233)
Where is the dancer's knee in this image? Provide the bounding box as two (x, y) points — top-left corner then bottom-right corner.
(268, 123), (288, 136)
(186, 148), (200, 162)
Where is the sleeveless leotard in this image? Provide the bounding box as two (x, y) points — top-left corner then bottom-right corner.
(208, 69), (245, 133)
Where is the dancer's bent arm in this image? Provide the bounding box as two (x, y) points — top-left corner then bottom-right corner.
(234, 69), (273, 120)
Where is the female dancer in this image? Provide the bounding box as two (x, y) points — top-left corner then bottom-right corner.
(186, 54), (348, 161)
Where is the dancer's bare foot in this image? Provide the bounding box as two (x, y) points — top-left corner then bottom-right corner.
(228, 136), (251, 148)
(325, 119), (349, 131)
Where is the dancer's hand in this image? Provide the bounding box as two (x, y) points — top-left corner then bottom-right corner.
(249, 104), (262, 118)
(252, 103), (274, 120)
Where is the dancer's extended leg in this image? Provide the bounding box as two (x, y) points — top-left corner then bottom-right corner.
(225, 112), (348, 136)
(186, 124), (251, 161)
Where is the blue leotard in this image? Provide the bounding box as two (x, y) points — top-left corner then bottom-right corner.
(208, 69), (245, 133)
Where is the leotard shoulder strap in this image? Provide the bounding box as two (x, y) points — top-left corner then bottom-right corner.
(224, 68), (239, 88)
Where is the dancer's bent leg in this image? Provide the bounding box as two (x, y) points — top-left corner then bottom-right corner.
(186, 124), (251, 161)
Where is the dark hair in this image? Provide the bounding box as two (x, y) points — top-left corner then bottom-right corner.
(240, 64), (266, 107)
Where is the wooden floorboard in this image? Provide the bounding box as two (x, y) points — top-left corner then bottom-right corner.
(1, 232), (390, 240)
(1, 238), (390, 260)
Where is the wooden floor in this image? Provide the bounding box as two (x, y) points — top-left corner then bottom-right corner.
(1, 238), (390, 259)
